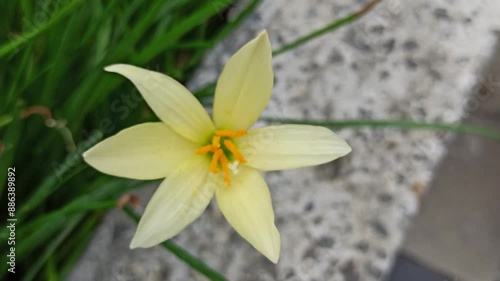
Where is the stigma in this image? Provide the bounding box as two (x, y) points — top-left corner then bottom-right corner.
(195, 129), (248, 186)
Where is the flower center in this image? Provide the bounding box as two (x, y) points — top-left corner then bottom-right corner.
(195, 130), (248, 187)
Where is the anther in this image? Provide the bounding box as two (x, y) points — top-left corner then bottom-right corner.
(223, 139), (247, 163)
(210, 149), (222, 173)
(219, 154), (231, 186)
(195, 144), (216, 155)
(215, 129), (247, 138)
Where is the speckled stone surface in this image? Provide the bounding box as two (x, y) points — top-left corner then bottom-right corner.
(68, 1), (500, 281)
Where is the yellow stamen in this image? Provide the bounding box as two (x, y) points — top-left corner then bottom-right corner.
(219, 153), (231, 186)
(212, 136), (221, 148)
(223, 139), (247, 164)
(210, 149), (222, 173)
(195, 144), (216, 155)
(196, 130), (250, 187)
(215, 129), (247, 138)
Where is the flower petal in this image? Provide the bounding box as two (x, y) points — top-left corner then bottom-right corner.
(105, 64), (214, 143)
(131, 157), (215, 248)
(213, 31), (273, 130)
(236, 124), (351, 171)
(216, 166), (280, 263)
(83, 122), (197, 179)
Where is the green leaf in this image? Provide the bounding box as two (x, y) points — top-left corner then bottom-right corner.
(0, 0), (86, 59)
(0, 115), (13, 128)
(263, 118), (500, 140)
(273, 0), (381, 56)
(124, 207), (228, 281)
(21, 214), (84, 281)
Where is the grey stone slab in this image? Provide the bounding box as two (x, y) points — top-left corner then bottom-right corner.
(402, 38), (500, 281)
(386, 254), (452, 281)
(67, 1), (500, 281)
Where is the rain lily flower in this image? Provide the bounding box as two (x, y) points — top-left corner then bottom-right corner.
(83, 31), (351, 263)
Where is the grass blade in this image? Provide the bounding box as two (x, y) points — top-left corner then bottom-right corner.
(272, 0), (382, 56)
(0, 0), (86, 59)
(124, 206), (228, 281)
(263, 118), (500, 140)
(21, 214), (84, 281)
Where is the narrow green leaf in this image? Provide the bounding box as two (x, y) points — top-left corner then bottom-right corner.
(195, 0), (382, 98)
(0, 113), (22, 197)
(0, 0), (86, 59)
(0, 115), (13, 128)
(44, 256), (58, 281)
(17, 132), (103, 221)
(263, 118), (500, 140)
(133, 0), (236, 65)
(124, 207), (228, 281)
(273, 0), (381, 56)
(21, 214), (84, 281)
(39, 13), (81, 104)
(208, 0), (262, 48)
(4, 44), (33, 112)
(58, 215), (100, 280)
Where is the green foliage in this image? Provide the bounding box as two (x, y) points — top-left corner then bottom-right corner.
(0, 0), (258, 280)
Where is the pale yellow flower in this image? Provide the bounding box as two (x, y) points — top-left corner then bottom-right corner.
(83, 31), (351, 263)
